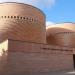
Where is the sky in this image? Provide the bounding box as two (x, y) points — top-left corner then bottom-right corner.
(0, 0), (75, 25)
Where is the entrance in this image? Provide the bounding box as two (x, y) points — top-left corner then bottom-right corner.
(73, 54), (75, 69)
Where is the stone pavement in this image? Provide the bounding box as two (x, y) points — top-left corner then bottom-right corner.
(3, 70), (75, 75)
(25, 70), (75, 75)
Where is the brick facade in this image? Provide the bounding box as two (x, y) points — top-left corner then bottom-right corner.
(0, 39), (73, 74)
(0, 3), (46, 43)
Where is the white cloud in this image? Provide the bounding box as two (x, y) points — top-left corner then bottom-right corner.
(46, 21), (55, 26)
(0, 0), (55, 8)
(46, 21), (56, 29)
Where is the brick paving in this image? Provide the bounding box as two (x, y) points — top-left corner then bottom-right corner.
(4, 70), (75, 75)
(25, 70), (75, 75)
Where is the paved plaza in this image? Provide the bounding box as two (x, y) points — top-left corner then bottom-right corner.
(25, 70), (75, 75)
(4, 70), (75, 75)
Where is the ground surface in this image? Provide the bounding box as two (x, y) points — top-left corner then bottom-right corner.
(3, 70), (75, 75)
(25, 70), (75, 75)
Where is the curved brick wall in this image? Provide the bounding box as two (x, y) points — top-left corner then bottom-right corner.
(0, 2), (46, 43)
(46, 23), (75, 47)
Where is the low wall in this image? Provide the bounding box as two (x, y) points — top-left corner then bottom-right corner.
(0, 39), (73, 74)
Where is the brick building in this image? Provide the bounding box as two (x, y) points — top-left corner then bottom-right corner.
(0, 2), (74, 75)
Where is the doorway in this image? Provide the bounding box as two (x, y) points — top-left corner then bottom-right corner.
(73, 54), (75, 69)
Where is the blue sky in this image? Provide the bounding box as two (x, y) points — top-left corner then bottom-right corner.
(45, 0), (75, 24)
(0, 0), (75, 25)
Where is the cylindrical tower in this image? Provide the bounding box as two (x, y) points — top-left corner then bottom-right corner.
(0, 2), (46, 43)
(46, 23), (75, 47)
